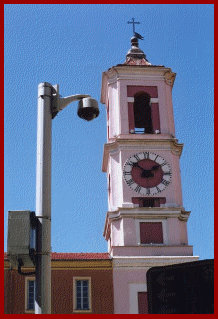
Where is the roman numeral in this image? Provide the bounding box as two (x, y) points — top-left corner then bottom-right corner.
(133, 154), (140, 161)
(160, 161), (167, 167)
(156, 186), (162, 193)
(127, 161), (135, 167)
(126, 179), (134, 186)
(135, 185), (141, 193)
(146, 188), (150, 195)
(124, 171), (131, 176)
(143, 152), (149, 159)
(162, 179), (170, 186)
(163, 172), (171, 176)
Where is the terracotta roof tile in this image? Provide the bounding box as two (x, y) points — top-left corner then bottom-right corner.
(4, 252), (110, 261)
(51, 252), (110, 260)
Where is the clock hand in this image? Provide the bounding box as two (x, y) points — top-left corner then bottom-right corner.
(151, 165), (159, 171)
(133, 162), (155, 178)
(141, 165), (159, 178)
(132, 162), (145, 171)
(141, 170), (154, 178)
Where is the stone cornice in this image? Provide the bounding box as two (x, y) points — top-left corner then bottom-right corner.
(4, 259), (112, 270)
(101, 65), (175, 104)
(103, 207), (190, 240)
(5, 257), (200, 270)
(105, 65), (171, 81)
(107, 206), (190, 220)
(51, 260), (112, 269)
(112, 256), (199, 268)
(102, 137), (183, 172)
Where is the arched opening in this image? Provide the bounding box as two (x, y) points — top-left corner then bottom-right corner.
(133, 92), (153, 133)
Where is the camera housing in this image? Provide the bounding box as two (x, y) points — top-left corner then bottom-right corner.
(77, 97), (99, 121)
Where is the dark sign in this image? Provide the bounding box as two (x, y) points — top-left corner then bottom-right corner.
(146, 259), (214, 314)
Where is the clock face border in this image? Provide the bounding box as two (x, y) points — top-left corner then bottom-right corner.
(123, 152), (172, 195)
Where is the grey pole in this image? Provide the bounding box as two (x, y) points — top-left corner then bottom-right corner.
(34, 82), (99, 314)
(35, 82), (52, 314)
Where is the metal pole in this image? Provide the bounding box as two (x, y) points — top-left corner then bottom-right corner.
(35, 82), (53, 314)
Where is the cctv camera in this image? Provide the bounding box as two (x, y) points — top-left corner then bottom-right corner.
(77, 97), (99, 121)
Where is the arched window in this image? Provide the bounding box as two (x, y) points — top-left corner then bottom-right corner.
(133, 92), (153, 133)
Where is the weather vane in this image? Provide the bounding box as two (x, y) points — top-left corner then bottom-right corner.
(127, 18), (144, 40)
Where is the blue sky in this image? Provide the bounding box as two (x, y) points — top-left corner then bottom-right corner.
(4, 4), (214, 260)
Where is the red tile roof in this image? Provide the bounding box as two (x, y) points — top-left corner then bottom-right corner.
(51, 252), (110, 260)
(4, 252), (110, 260)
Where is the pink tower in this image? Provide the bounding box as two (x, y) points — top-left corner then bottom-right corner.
(101, 30), (199, 314)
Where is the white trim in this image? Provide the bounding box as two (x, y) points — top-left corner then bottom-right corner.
(107, 74), (166, 84)
(25, 276), (35, 313)
(127, 97), (159, 103)
(129, 283), (147, 314)
(73, 277), (92, 313)
(135, 218), (168, 245)
(112, 256), (199, 268)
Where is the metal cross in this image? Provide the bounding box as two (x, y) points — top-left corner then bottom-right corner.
(127, 18), (140, 34)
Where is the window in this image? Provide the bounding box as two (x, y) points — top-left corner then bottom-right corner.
(108, 174), (111, 195)
(107, 102), (109, 139)
(142, 198), (156, 207)
(135, 219), (167, 245)
(140, 222), (163, 244)
(134, 92), (153, 133)
(76, 280), (89, 310)
(127, 88), (161, 134)
(132, 197), (166, 208)
(25, 278), (35, 313)
(73, 277), (92, 313)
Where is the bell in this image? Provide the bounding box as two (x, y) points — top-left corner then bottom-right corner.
(77, 97), (99, 121)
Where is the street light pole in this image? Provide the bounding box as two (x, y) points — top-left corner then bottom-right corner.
(35, 82), (99, 314)
(35, 83), (53, 314)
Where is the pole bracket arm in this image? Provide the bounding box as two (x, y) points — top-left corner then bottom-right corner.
(50, 84), (90, 119)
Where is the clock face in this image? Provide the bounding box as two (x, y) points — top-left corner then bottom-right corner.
(123, 152), (172, 195)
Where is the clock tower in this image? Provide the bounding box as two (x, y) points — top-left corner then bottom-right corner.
(101, 29), (198, 314)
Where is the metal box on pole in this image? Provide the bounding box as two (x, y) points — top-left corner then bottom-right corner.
(7, 210), (37, 268)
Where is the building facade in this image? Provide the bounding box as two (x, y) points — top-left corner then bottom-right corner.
(4, 253), (114, 314)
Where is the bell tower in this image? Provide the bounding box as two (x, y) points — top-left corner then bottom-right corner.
(101, 24), (198, 314)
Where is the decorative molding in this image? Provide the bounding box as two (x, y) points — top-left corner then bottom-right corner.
(108, 74), (165, 83)
(106, 206), (190, 219)
(103, 207), (190, 240)
(127, 97), (159, 103)
(4, 260), (112, 270)
(51, 260), (112, 269)
(164, 70), (176, 87)
(179, 211), (191, 221)
(112, 256), (199, 268)
(107, 66), (171, 78)
(101, 66), (174, 104)
(102, 138), (184, 172)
